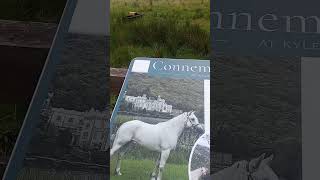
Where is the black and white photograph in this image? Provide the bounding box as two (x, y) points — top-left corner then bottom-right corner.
(16, 33), (109, 180)
(188, 133), (210, 180)
(212, 56), (301, 180)
(110, 72), (207, 180)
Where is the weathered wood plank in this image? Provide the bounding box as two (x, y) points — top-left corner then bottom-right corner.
(110, 68), (127, 94)
(0, 20), (57, 48)
(110, 68), (127, 78)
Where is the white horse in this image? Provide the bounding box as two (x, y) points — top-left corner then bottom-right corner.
(190, 167), (209, 180)
(110, 111), (203, 180)
(212, 153), (279, 180)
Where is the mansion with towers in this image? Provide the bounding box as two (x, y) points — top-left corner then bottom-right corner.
(42, 93), (108, 151)
(48, 107), (108, 151)
(124, 94), (173, 113)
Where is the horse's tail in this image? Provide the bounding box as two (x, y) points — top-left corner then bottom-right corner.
(111, 128), (121, 148)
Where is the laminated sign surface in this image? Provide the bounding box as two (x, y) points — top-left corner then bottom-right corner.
(2, 0), (109, 179)
(110, 58), (210, 180)
(210, 0), (320, 179)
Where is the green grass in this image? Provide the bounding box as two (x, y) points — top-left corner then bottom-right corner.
(110, 159), (188, 180)
(111, 0), (210, 67)
(115, 114), (135, 124)
(111, 94), (118, 112)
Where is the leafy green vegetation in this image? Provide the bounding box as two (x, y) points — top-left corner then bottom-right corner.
(111, 0), (210, 67)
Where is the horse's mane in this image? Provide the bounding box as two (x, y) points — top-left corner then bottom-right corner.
(157, 112), (186, 125)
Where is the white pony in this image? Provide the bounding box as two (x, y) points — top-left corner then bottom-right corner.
(212, 153), (279, 180)
(190, 167), (209, 180)
(110, 111), (203, 180)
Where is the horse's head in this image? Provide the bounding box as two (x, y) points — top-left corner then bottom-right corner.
(185, 111), (204, 131)
(249, 154), (279, 180)
(200, 167), (209, 176)
(212, 154), (279, 180)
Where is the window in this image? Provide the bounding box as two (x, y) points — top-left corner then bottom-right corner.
(93, 132), (98, 140)
(86, 123), (90, 128)
(82, 132), (88, 139)
(56, 115), (62, 122)
(68, 118), (74, 123)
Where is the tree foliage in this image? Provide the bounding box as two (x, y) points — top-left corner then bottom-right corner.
(49, 34), (108, 111)
(213, 56), (301, 160)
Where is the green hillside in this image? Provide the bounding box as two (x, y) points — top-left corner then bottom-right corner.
(126, 73), (204, 114)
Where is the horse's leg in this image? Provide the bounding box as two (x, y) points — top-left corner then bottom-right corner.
(115, 142), (131, 176)
(150, 154), (161, 180)
(156, 149), (171, 180)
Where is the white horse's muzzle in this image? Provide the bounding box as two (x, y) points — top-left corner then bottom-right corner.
(194, 124), (205, 132)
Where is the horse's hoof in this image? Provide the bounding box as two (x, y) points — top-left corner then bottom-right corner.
(115, 171), (122, 176)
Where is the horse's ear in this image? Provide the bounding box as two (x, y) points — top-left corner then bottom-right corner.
(262, 154), (274, 166)
(249, 153), (265, 172)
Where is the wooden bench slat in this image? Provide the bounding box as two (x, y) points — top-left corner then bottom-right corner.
(110, 68), (127, 78)
(0, 20), (57, 48)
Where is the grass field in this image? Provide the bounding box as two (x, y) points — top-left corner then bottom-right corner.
(110, 0), (210, 67)
(110, 158), (188, 180)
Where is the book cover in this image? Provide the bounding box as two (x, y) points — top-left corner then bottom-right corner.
(109, 58), (210, 180)
(210, 0), (320, 179)
(3, 0), (109, 179)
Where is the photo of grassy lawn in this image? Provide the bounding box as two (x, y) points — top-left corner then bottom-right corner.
(110, 114), (190, 180)
(110, 158), (188, 180)
(110, 0), (210, 68)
